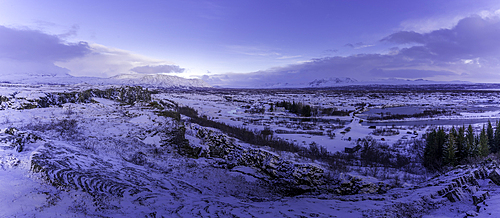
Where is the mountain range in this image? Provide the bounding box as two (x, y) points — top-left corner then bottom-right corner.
(0, 71), (471, 89)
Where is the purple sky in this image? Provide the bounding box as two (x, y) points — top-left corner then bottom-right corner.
(1, 0), (500, 86)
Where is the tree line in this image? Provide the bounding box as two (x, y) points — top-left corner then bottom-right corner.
(424, 121), (500, 171)
(275, 100), (312, 117)
(177, 105), (416, 172)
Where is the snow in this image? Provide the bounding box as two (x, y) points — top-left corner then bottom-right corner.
(2, 83), (500, 217)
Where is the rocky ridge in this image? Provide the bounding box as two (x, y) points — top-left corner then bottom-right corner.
(181, 127), (327, 193)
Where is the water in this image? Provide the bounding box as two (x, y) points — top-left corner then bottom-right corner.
(362, 118), (500, 127)
(362, 106), (424, 116)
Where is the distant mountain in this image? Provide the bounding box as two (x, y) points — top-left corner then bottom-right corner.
(308, 77), (358, 87)
(109, 74), (211, 88)
(0, 71), (81, 84)
(0, 71), (211, 88)
(255, 77), (359, 88)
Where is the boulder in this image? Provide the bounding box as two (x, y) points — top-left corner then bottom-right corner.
(334, 173), (389, 195)
(472, 191), (490, 205)
(488, 169), (500, 186)
(465, 210), (479, 217)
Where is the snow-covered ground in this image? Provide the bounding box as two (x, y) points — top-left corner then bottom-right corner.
(160, 89), (500, 154)
(2, 83), (500, 217)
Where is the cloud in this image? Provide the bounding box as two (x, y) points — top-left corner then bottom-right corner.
(131, 65), (185, 74)
(58, 24), (80, 39)
(369, 68), (455, 78)
(226, 44), (281, 57)
(0, 25), (90, 62)
(323, 49), (338, 53)
(55, 44), (175, 78)
(204, 54), (432, 87)
(204, 16), (500, 87)
(344, 42), (374, 49)
(381, 31), (425, 44)
(344, 43), (354, 48)
(384, 16), (500, 62)
(277, 55), (302, 60)
(0, 25), (183, 79)
(0, 25), (91, 78)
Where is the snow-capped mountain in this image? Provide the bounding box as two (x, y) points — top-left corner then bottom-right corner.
(254, 77), (359, 88)
(308, 77), (358, 87)
(0, 72), (211, 88)
(110, 74), (211, 88)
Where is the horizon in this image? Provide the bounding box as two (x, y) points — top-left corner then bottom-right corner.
(1, 1), (500, 87)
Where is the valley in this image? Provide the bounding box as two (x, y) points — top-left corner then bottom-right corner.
(1, 83), (500, 217)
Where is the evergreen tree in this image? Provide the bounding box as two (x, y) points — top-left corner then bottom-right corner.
(302, 105), (312, 117)
(456, 126), (467, 163)
(443, 130), (456, 166)
(424, 129), (438, 170)
(494, 120), (500, 153)
(479, 125), (490, 157)
(424, 128), (446, 171)
(436, 128), (447, 152)
(487, 120), (494, 152)
(466, 125), (475, 159)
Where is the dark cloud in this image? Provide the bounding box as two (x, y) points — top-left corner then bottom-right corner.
(131, 64), (185, 74)
(0, 25), (91, 79)
(369, 68), (455, 78)
(0, 25), (90, 62)
(381, 31), (425, 44)
(205, 16), (500, 87)
(204, 54), (407, 87)
(384, 16), (500, 62)
(322, 49), (338, 54)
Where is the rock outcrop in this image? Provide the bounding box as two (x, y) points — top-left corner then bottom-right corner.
(184, 128), (326, 192)
(0, 86), (152, 110)
(1, 127), (41, 152)
(375, 161), (500, 217)
(30, 143), (151, 198)
(432, 163), (492, 204)
(334, 173), (390, 195)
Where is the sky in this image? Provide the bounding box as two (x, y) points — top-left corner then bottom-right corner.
(1, 0), (500, 86)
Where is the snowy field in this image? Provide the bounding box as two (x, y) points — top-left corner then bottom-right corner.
(1, 83), (500, 217)
(161, 88), (500, 154)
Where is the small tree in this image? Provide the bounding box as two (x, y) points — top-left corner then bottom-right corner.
(260, 127), (273, 140)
